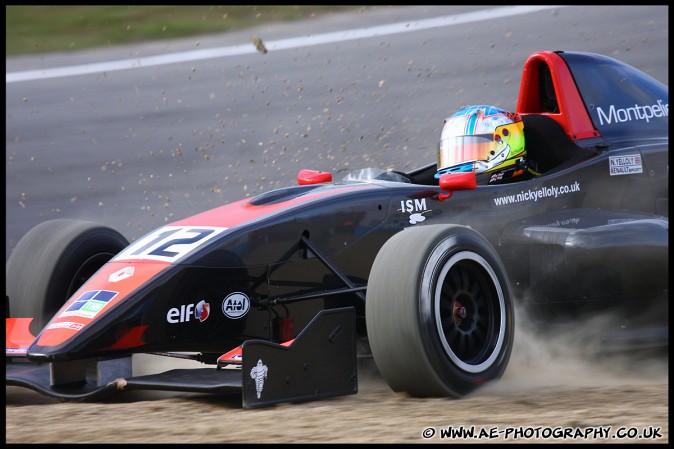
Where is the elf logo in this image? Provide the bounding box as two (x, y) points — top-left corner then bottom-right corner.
(222, 292), (250, 319)
(166, 299), (210, 324)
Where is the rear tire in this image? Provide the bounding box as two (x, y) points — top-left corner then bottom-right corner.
(6, 219), (129, 333)
(366, 224), (514, 397)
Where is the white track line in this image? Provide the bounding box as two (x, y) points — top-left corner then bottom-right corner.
(6, 6), (566, 83)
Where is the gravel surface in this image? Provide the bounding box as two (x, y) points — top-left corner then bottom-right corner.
(7, 323), (668, 444)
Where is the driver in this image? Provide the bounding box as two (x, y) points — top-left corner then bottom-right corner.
(436, 105), (532, 185)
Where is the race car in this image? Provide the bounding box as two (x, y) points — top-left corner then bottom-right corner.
(6, 50), (668, 408)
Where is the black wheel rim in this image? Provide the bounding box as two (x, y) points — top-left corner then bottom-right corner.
(65, 252), (116, 300)
(434, 251), (505, 373)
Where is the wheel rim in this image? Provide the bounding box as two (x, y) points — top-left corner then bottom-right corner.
(433, 251), (506, 373)
(64, 252), (116, 300)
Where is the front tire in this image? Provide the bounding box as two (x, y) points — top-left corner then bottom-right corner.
(6, 219), (129, 333)
(366, 224), (514, 397)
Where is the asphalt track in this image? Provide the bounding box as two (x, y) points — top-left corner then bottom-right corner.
(6, 5), (668, 260)
(5, 5), (669, 443)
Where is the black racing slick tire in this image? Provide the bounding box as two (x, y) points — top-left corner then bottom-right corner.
(6, 219), (129, 333)
(365, 224), (514, 397)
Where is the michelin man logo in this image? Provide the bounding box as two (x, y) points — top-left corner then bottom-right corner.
(250, 359), (268, 399)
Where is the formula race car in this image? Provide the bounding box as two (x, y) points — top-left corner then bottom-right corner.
(6, 50), (668, 408)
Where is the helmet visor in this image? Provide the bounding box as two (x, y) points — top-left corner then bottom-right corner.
(437, 120), (525, 172)
(437, 134), (499, 171)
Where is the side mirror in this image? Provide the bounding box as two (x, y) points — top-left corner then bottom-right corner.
(297, 169), (333, 185)
(438, 172), (477, 201)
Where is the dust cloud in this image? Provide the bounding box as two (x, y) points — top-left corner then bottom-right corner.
(130, 302), (668, 397)
(480, 306), (668, 397)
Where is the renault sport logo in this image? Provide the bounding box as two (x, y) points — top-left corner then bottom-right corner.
(108, 266), (134, 282)
(222, 292), (250, 319)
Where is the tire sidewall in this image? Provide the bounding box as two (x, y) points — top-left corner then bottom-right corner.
(45, 228), (127, 319)
(7, 219), (128, 332)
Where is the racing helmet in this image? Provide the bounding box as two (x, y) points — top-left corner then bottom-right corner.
(436, 105), (526, 184)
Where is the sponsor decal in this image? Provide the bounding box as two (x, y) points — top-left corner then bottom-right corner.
(609, 154), (643, 176)
(607, 218), (638, 225)
(59, 290), (118, 319)
(222, 292), (251, 319)
(596, 100), (668, 125)
(542, 217), (581, 227)
(108, 266), (135, 282)
(167, 299), (211, 324)
(6, 348), (28, 354)
(489, 172), (505, 183)
(493, 181), (581, 206)
(217, 346), (244, 366)
(250, 359), (269, 399)
(113, 226), (229, 263)
(398, 198), (431, 224)
(46, 321), (84, 330)
(195, 300), (210, 322)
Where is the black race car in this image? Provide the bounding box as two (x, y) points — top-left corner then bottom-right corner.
(6, 50), (668, 408)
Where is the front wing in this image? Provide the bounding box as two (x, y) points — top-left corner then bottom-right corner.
(6, 307), (358, 408)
